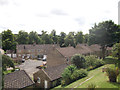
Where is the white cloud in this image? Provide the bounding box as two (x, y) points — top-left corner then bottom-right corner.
(0, 0), (119, 35)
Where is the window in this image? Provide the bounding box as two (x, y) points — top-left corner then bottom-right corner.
(37, 77), (40, 83)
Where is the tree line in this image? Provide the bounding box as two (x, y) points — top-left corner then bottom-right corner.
(1, 29), (89, 51)
(1, 20), (120, 59)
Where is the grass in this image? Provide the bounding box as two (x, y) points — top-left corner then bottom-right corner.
(3, 69), (14, 74)
(52, 64), (120, 89)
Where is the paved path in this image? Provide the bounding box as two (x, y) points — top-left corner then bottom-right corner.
(17, 59), (43, 78)
(74, 75), (94, 88)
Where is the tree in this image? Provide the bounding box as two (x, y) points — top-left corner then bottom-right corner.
(88, 20), (120, 59)
(58, 32), (66, 47)
(61, 65), (77, 85)
(2, 55), (15, 71)
(64, 32), (76, 48)
(71, 54), (86, 68)
(41, 30), (53, 44)
(2, 29), (17, 51)
(50, 30), (58, 44)
(28, 31), (42, 44)
(112, 43), (120, 68)
(83, 34), (89, 43)
(112, 43), (120, 60)
(16, 30), (29, 44)
(75, 31), (84, 44)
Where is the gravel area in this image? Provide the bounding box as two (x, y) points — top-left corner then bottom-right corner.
(18, 59), (43, 78)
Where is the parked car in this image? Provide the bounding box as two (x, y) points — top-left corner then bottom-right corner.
(22, 59), (25, 63)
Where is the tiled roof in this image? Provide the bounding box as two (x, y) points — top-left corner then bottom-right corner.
(56, 47), (78, 57)
(57, 44), (102, 57)
(43, 64), (68, 81)
(17, 44), (58, 50)
(4, 70), (34, 89)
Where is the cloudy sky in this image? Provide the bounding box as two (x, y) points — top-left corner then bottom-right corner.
(0, 0), (119, 34)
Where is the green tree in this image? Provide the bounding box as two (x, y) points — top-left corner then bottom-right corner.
(83, 34), (89, 43)
(2, 55), (15, 71)
(112, 43), (120, 60)
(71, 54), (86, 68)
(64, 32), (76, 47)
(75, 31), (84, 44)
(28, 31), (42, 44)
(2, 29), (17, 51)
(16, 30), (29, 44)
(50, 30), (58, 44)
(58, 32), (66, 47)
(62, 65), (77, 85)
(88, 20), (120, 59)
(41, 30), (53, 44)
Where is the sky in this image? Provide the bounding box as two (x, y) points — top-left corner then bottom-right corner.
(0, 0), (119, 35)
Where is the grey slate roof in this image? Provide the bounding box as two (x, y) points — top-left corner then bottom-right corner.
(43, 64), (68, 81)
(4, 70), (34, 89)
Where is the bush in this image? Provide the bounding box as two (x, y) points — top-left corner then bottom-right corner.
(94, 59), (105, 68)
(85, 55), (105, 70)
(87, 83), (96, 90)
(71, 54), (86, 69)
(118, 74), (120, 83)
(62, 65), (88, 86)
(106, 67), (119, 82)
(61, 65), (77, 85)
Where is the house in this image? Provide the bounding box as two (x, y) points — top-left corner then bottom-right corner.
(33, 64), (68, 88)
(16, 44), (59, 59)
(4, 70), (34, 89)
(56, 44), (112, 60)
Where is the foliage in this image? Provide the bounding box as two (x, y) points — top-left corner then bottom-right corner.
(64, 32), (76, 48)
(87, 83), (96, 90)
(71, 69), (88, 81)
(106, 67), (119, 82)
(88, 20), (120, 59)
(85, 55), (105, 71)
(50, 30), (58, 44)
(61, 65), (88, 86)
(16, 30), (29, 44)
(71, 54), (86, 69)
(75, 31), (84, 44)
(112, 43), (120, 60)
(2, 54), (15, 71)
(28, 31), (42, 44)
(58, 32), (66, 47)
(2, 29), (17, 51)
(41, 30), (53, 44)
(61, 65), (77, 86)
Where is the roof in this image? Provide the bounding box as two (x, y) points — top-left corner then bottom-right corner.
(17, 44), (58, 50)
(56, 44), (102, 57)
(56, 47), (78, 57)
(4, 70), (34, 89)
(43, 64), (68, 81)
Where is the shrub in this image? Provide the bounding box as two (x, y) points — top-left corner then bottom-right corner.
(106, 67), (119, 82)
(94, 59), (105, 68)
(61, 65), (77, 85)
(87, 83), (96, 90)
(71, 54), (86, 69)
(62, 65), (88, 86)
(85, 55), (105, 70)
(118, 74), (120, 83)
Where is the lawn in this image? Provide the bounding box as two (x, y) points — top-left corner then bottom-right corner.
(53, 64), (120, 89)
